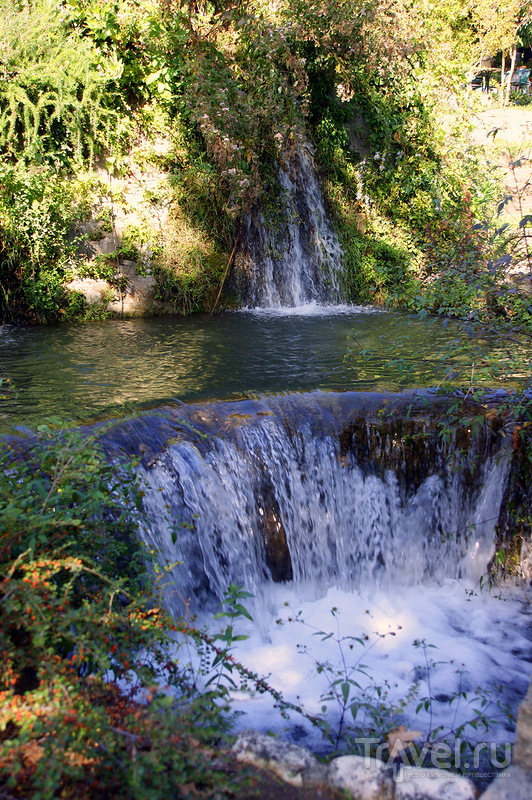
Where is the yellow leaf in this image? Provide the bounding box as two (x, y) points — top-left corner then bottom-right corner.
(387, 725), (422, 756)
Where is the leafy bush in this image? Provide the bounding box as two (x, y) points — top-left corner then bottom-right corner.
(0, 424), (237, 799)
(0, 164), (81, 322)
(0, 0), (122, 166)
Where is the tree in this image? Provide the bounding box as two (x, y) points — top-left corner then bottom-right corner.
(469, 0), (531, 104)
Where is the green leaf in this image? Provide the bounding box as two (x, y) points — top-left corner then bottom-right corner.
(232, 603), (253, 621)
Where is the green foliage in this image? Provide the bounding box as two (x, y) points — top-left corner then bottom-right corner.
(282, 1), (531, 334)
(0, 0), (122, 166)
(0, 163), (137, 323)
(0, 424), (241, 799)
(0, 164), (80, 323)
(0, 423), (146, 587)
(168, 128), (236, 249)
(66, 0), (190, 112)
(154, 209), (229, 314)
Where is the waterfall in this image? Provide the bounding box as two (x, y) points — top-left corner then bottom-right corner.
(104, 391), (512, 618)
(231, 143), (343, 307)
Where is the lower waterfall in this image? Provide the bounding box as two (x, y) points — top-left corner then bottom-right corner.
(102, 390), (530, 766)
(112, 391), (511, 614)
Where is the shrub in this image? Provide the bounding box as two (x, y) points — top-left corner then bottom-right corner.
(0, 424), (235, 799)
(0, 0), (122, 167)
(0, 164), (81, 323)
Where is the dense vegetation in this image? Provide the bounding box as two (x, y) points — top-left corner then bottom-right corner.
(0, 0), (530, 334)
(0, 3), (531, 796)
(0, 425), (254, 798)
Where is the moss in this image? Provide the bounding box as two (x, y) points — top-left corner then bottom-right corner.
(490, 419), (532, 580)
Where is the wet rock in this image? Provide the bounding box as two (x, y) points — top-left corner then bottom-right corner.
(66, 269), (156, 317)
(479, 765), (530, 800)
(476, 678), (531, 800)
(395, 767), (477, 799)
(514, 673), (532, 770)
(326, 755), (393, 800)
(232, 731), (326, 787)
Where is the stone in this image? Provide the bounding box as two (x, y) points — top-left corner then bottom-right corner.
(479, 764), (531, 800)
(478, 680), (532, 800)
(231, 730), (327, 787)
(67, 277), (110, 305)
(107, 272), (156, 316)
(394, 767), (478, 800)
(514, 680), (532, 772)
(90, 233), (119, 256)
(326, 755), (393, 800)
(66, 270), (156, 317)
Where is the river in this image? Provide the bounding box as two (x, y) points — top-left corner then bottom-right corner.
(0, 305), (511, 431)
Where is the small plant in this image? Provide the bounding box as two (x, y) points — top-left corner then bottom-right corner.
(273, 604), (516, 774)
(411, 639), (513, 759)
(278, 605), (410, 751)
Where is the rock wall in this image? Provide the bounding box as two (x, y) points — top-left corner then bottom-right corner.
(66, 138), (172, 317)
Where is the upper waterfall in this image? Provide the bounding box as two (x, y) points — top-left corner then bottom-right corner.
(231, 143), (343, 308)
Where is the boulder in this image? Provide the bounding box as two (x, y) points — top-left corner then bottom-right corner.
(67, 268), (156, 317)
(478, 765), (530, 800)
(479, 680), (532, 800)
(395, 766), (477, 800)
(514, 680), (532, 772)
(231, 730), (327, 787)
(326, 755), (393, 800)
(67, 277), (110, 305)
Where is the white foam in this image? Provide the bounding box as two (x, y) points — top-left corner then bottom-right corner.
(200, 581), (531, 753)
(239, 303), (383, 317)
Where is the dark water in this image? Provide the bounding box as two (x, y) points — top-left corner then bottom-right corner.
(0, 306), (508, 430)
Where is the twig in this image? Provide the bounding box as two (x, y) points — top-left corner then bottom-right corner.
(210, 225), (242, 314)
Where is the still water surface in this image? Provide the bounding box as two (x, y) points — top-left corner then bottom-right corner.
(0, 306), (498, 429)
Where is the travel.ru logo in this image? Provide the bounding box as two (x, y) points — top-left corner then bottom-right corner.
(354, 737), (512, 781)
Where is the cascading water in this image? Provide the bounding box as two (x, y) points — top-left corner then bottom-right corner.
(105, 391), (513, 616)
(104, 390), (530, 762)
(231, 142), (343, 307)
